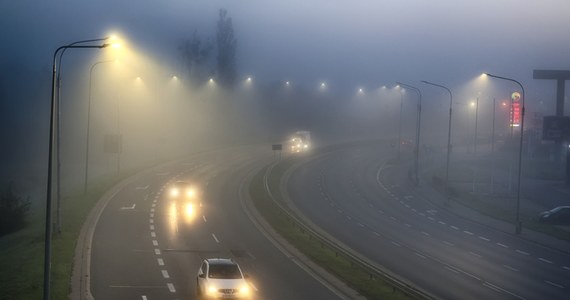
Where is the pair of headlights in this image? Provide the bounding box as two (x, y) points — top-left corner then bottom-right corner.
(170, 187), (195, 197)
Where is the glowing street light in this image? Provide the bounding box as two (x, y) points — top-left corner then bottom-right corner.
(483, 72), (526, 234)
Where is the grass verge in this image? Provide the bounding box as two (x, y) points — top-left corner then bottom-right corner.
(0, 172), (133, 300)
(250, 159), (417, 300)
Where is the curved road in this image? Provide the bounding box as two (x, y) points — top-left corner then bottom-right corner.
(288, 142), (570, 299)
(90, 146), (343, 300)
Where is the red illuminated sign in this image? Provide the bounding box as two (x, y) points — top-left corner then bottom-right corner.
(510, 92), (521, 127)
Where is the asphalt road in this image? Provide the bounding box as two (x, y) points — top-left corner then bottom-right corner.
(288, 142), (570, 300)
(90, 146), (343, 300)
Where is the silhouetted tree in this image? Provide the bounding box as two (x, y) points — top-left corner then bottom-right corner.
(216, 9), (237, 88)
(0, 183), (30, 236)
(179, 30), (213, 86)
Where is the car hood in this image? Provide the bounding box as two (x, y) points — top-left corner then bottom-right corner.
(206, 278), (246, 289)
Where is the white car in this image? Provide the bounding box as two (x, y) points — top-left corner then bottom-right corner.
(196, 258), (250, 299)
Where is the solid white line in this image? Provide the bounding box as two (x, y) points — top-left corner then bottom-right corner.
(516, 249), (529, 256)
(154, 249), (161, 255)
(503, 265), (519, 272)
(212, 233), (220, 243)
(152, 240), (158, 246)
(391, 241), (401, 247)
(161, 270), (170, 278)
(415, 252), (426, 259)
(464, 230), (474, 235)
(544, 280), (564, 289)
(151, 232), (156, 238)
(450, 225), (459, 230)
(203, 216), (207, 223)
(497, 242), (509, 248)
(538, 257), (553, 264)
(157, 258), (164, 266)
(150, 225), (155, 230)
(483, 282), (502, 293)
(444, 266), (459, 274)
(479, 236), (490, 242)
(167, 283), (176, 293)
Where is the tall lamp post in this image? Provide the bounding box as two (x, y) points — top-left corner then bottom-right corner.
(84, 59), (114, 193)
(396, 82), (422, 186)
(395, 85), (405, 161)
(473, 95), (480, 154)
(44, 41), (110, 300)
(483, 73), (525, 234)
(421, 81), (452, 203)
(54, 37), (108, 232)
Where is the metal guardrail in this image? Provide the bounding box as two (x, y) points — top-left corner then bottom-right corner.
(263, 161), (435, 300)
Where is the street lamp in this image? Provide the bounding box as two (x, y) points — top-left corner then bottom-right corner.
(421, 80), (453, 202)
(45, 41), (110, 300)
(84, 59), (115, 193)
(483, 72), (526, 234)
(396, 82), (422, 186)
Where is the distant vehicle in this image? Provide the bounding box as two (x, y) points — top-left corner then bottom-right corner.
(289, 131), (311, 153)
(538, 206), (570, 225)
(196, 258), (250, 299)
(168, 180), (199, 219)
(169, 180), (197, 200)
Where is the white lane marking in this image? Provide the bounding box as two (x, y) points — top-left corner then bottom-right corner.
(167, 283), (176, 293)
(150, 225), (155, 230)
(378, 210), (384, 214)
(469, 251), (482, 258)
(483, 282), (502, 293)
(390, 216), (397, 221)
(450, 225), (459, 230)
(404, 204), (410, 208)
(516, 249), (529, 256)
(152, 240), (158, 246)
(391, 241), (401, 247)
(404, 223), (411, 228)
(373, 232), (381, 237)
(212, 234), (220, 243)
(154, 249), (161, 255)
(497, 242), (509, 248)
(411, 208), (417, 213)
(136, 185), (149, 190)
(438, 221), (446, 225)
(563, 266), (570, 271)
(161, 270), (170, 278)
(151, 232), (156, 238)
(427, 217), (435, 221)
(150, 208), (155, 213)
(444, 266), (459, 274)
(203, 216), (207, 223)
(415, 252), (426, 259)
(150, 213), (154, 218)
(157, 258), (164, 266)
(156, 172), (170, 176)
(419, 213), (425, 217)
(346, 216), (352, 220)
(464, 230), (474, 235)
(538, 258), (553, 264)
(120, 204), (136, 210)
(482, 282), (526, 299)
(443, 241), (454, 247)
(503, 265), (519, 272)
(479, 236), (490, 242)
(151, 203), (156, 208)
(544, 280), (564, 289)
(337, 209), (343, 214)
(421, 231), (430, 237)
(357, 223), (365, 228)
(150, 219), (154, 224)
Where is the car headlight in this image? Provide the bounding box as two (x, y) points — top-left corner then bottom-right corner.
(207, 286), (217, 295)
(186, 188), (195, 197)
(239, 285), (250, 295)
(304, 144), (308, 148)
(185, 203), (194, 216)
(170, 188), (179, 197)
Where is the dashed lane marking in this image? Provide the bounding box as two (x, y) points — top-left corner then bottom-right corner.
(152, 240), (158, 246)
(538, 258), (553, 264)
(161, 270), (170, 278)
(151, 232), (156, 238)
(479, 236), (490, 242)
(450, 225), (459, 230)
(496, 242), (508, 248)
(443, 241), (454, 247)
(391, 241), (401, 247)
(544, 280), (564, 289)
(516, 250), (529, 256)
(415, 253), (426, 259)
(503, 265), (519, 272)
(463, 230), (474, 235)
(358, 223), (365, 228)
(563, 266), (570, 271)
(154, 249), (161, 255)
(469, 251), (482, 258)
(150, 225), (155, 230)
(203, 216), (207, 223)
(157, 258), (164, 266)
(212, 234), (220, 243)
(167, 283), (176, 293)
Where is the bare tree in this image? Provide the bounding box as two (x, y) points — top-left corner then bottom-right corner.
(179, 30), (213, 86)
(216, 9), (237, 88)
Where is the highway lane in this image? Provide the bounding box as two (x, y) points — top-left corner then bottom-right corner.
(91, 146), (343, 300)
(287, 142), (570, 299)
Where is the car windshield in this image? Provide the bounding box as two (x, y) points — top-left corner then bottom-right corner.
(208, 264), (242, 279)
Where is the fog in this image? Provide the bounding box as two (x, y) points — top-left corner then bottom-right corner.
(1, 0), (569, 207)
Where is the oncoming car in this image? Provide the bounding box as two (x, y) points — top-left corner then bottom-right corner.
(196, 258), (250, 299)
(538, 206), (570, 225)
(169, 180), (197, 199)
(168, 180), (199, 220)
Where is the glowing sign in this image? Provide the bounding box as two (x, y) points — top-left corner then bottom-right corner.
(510, 92), (521, 127)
